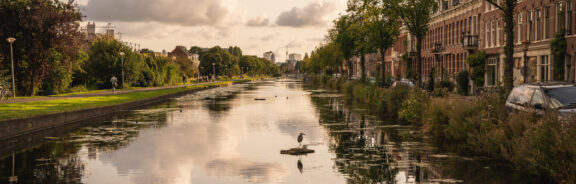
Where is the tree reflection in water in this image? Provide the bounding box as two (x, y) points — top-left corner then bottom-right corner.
(0, 102), (177, 184)
(309, 88), (543, 183)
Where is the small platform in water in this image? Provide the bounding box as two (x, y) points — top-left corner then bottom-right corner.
(254, 98), (266, 100)
(280, 147), (315, 155)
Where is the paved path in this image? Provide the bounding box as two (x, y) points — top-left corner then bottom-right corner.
(0, 81), (219, 104)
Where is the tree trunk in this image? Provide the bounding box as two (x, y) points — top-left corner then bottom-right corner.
(380, 47), (387, 86)
(348, 60), (353, 78)
(361, 51), (366, 82)
(503, 4), (515, 93)
(29, 69), (35, 96)
(416, 36), (423, 86)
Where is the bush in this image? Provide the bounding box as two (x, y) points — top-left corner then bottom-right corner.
(456, 70), (469, 96)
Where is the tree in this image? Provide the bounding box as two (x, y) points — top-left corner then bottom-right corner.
(363, 0), (400, 86)
(389, 0), (436, 86)
(485, 0), (517, 93)
(347, 0), (378, 82)
(551, 30), (567, 81)
(331, 15), (358, 78)
(466, 51), (487, 88)
(199, 46), (233, 77)
(0, 0), (84, 96)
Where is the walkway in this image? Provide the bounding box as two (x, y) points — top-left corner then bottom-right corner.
(0, 82), (218, 104)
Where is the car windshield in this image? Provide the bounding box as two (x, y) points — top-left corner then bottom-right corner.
(546, 86), (576, 109)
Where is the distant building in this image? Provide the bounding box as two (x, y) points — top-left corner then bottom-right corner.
(263, 51), (276, 63)
(288, 53), (302, 62)
(168, 46), (191, 60)
(84, 22), (115, 42)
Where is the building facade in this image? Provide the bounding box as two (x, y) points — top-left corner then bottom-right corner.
(263, 51), (276, 63)
(386, 0), (576, 87)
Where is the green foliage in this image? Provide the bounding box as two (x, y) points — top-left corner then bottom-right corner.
(456, 70), (470, 96)
(551, 30), (567, 80)
(83, 38), (183, 89)
(238, 55), (280, 77)
(302, 42), (345, 75)
(0, 0), (84, 95)
(466, 51), (487, 87)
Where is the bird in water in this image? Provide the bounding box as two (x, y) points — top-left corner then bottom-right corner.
(298, 133), (305, 148)
(297, 159), (303, 174)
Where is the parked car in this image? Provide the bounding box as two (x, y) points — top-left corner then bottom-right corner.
(505, 82), (576, 120)
(392, 79), (415, 88)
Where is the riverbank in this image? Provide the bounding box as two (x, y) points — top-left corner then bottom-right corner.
(0, 80), (250, 140)
(306, 75), (576, 183)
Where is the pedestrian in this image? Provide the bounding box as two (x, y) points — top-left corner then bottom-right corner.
(182, 76), (187, 85)
(110, 76), (118, 94)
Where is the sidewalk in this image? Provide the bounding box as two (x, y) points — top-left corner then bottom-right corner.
(0, 82), (216, 104)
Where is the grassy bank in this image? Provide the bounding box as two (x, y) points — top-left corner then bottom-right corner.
(0, 81), (240, 120)
(308, 75), (575, 183)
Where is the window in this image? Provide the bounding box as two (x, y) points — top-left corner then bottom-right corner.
(492, 21), (497, 46)
(557, 2), (564, 32)
(496, 21), (500, 46)
(545, 6), (550, 39)
(536, 9), (541, 40)
(508, 86), (534, 106)
(486, 22), (491, 47)
(487, 57), (499, 86)
(540, 55), (550, 82)
(547, 87), (576, 109)
(528, 11), (533, 41)
(472, 16), (477, 34)
(518, 13), (523, 43)
(568, 0), (573, 34)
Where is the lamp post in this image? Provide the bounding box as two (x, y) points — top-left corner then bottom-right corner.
(119, 52), (125, 89)
(212, 63), (216, 81)
(522, 41), (531, 83)
(6, 37), (16, 99)
(241, 67), (244, 78)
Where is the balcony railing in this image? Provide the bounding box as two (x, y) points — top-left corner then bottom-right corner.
(462, 34), (478, 52)
(432, 43), (443, 53)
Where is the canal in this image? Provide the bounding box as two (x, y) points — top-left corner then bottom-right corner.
(0, 78), (533, 183)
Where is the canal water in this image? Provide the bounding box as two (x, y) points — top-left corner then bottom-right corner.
(0, 78), (534, 183)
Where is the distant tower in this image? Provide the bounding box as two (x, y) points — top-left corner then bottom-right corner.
(105, 23), (115, 39)
(87, 22), (96, 35)
(86, 22), (96, 41)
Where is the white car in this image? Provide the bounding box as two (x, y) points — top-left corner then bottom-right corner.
(392, 79), (415, 88)
(506, 82), (576, 121)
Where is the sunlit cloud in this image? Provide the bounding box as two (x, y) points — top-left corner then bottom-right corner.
(276, 1), (340, 27)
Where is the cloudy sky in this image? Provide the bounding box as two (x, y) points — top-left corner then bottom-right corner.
(77, 0), (347, 62)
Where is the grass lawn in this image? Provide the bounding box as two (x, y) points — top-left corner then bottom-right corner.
(0, 81), (236, 120)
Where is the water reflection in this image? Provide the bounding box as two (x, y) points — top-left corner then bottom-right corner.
(308, 86), (541, 183)
(0, 78), (539, 184)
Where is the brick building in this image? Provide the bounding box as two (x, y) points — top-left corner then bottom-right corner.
(385, 0), (576, 87)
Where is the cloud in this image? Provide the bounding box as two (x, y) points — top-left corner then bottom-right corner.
(205, 158), (287, 183)
(246, 16), (270, 27)
(275, 1), (339, 27)
(84, 0), (242, 27)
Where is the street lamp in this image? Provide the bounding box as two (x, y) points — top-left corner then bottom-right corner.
(6, 37), (16, 99)
(119, 52), (125, 89)
(212, 63), (216, 81)
(522, 40), (531, 83)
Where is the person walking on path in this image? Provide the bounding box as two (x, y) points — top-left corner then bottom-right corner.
(182, 76), (187, 85)
(110, 76), (118, 94)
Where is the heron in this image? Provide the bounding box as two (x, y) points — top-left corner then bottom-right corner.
(298, 133), (305, 147)
(297, 159), (303, 174)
